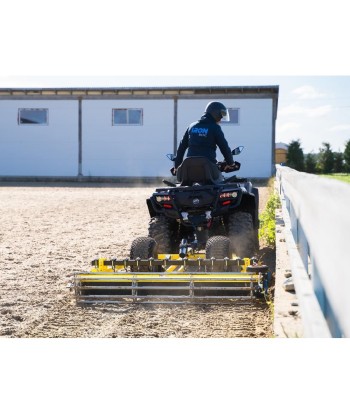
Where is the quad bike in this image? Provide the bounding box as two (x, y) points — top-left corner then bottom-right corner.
(68, 146), (269, 305)
(146, 146), (259, 260)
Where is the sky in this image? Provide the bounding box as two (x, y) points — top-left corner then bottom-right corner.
(1, 0), (350, 156)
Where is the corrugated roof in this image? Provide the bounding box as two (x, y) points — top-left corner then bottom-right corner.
(0, 84), (279, 96)
(275, 142), (289, 150)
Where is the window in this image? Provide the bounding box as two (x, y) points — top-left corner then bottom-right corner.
(18, 108), (48, 125)
(221, 108), (239, 125)
(113, 108), (143, 125)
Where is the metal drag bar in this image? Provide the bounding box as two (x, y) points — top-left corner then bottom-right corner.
(70, 272), (264, 304)
(73, 272), (260, 282)
(77, 297), (256, 305)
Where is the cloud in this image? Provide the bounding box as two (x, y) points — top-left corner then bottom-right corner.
(279, 104), (305, 116)
(277, 122), (300, 133)
(307, 105), (332, 117)
(279, 104), (332, 117)
(329, 124), (350, 131)
(292, 85), (326, 99)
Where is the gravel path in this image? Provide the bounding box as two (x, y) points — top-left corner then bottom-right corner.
(0, 182), (274, 338)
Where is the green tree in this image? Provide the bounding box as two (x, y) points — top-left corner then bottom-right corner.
(286, 139), (305, 171)
(305, 152), (317, 173)
(344, 139), (350, 173)
(317, 142), (334, 174)
(333, 152), (344, 173)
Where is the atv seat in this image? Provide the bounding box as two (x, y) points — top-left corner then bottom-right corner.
(176, 157), (223, 186)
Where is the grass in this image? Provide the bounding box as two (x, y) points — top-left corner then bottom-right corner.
(320, 173), (350, 183)
(259, 189), (281, 247)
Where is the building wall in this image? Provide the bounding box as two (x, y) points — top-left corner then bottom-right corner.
(0, 100), (78, 176)
(82, 99), (174, 177)
(0, 92), (276, 178)
(275, 148), (287, 164)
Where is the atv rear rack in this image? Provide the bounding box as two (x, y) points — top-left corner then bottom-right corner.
(68, 256), (270, 305)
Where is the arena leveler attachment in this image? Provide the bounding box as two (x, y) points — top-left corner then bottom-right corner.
(68, 251), (270, 305)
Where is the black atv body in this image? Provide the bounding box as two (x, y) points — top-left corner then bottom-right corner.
(146, 156), (259, 259)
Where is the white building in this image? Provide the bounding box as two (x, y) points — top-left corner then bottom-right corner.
(0, 85), (279, 179)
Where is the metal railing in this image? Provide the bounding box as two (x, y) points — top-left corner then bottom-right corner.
(276, 166), (350, 337)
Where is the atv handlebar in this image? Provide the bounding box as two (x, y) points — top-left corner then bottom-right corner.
(217, 161), (241, 173)
(167, 146), (244, 163)
(168, 145), (243, 176)
(170, 160), (240, 176)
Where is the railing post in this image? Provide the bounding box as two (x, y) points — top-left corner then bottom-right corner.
(297, 224), (309, 273)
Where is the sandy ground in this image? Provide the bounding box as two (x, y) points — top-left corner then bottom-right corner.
(0, 182), (274, 338)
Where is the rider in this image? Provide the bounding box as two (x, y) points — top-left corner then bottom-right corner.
(173, 101), (236, 178)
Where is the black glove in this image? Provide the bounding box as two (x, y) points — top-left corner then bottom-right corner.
(217, 161), (227, 172)
(170, 167), (177, 176)
(223, 161), (241, 172)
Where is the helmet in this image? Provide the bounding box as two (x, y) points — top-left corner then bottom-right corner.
(205, 101), (230, 122)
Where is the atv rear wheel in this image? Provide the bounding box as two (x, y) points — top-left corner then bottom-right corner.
(148, 216), (173, 254)
(209, 217), (226, 237)
(227, 211), (256, 258)
(130, 237), (158, 272)
(205, 236), (232, 271)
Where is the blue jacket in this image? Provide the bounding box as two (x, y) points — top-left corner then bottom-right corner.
(174, 113), (234, 168)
